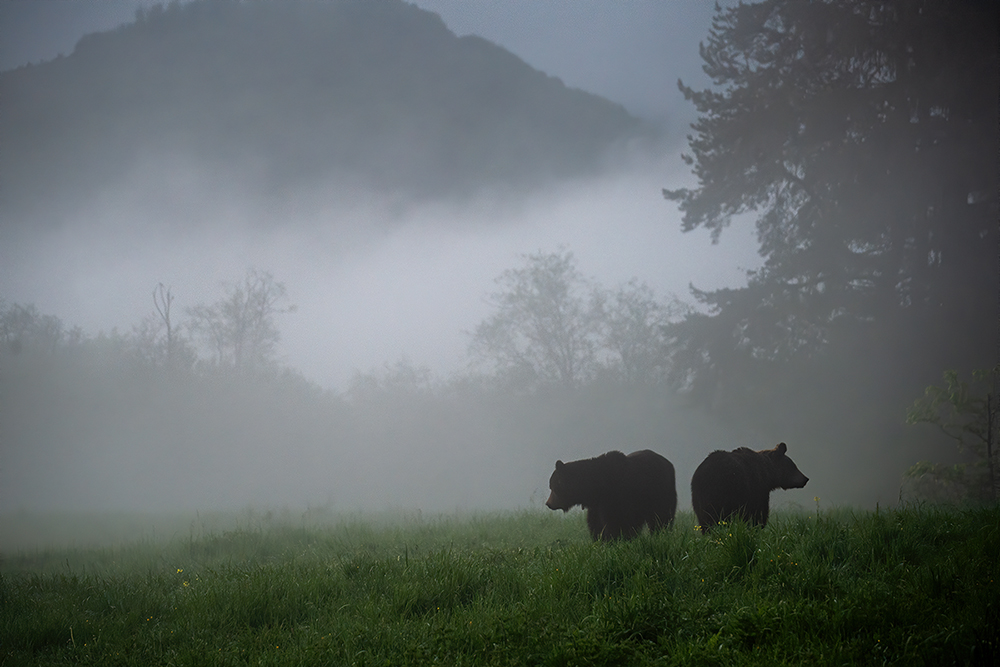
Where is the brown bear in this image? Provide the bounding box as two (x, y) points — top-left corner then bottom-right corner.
(691, 442), (808, 534)
(545, 449), (677, 541)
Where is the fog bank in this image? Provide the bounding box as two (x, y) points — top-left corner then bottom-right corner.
(1, 152), (760, 390)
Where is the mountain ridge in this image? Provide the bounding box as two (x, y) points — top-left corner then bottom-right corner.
(0, 0), (651, 232)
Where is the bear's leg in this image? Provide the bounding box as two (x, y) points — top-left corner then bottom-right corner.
(695, 502), (722, 533)
(693, 508), (709, 533)
(751, 496), (770, 527)
(623, 521), (642, 540)
(589, 508), (636, 540)
(586, 507), (606, 541)
(647, 502), (676, 533)
(619, 509), (646, 540)
(736, 495), (766, 527)
(602, 517), (632, 541)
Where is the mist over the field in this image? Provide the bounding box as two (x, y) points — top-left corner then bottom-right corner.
(0, 144), (771, 516)
(0, 0), (769, 522)
(2, 0), (987, 532)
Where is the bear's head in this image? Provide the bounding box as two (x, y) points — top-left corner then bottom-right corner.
(766, 442), (809, 489)
(545, 460), (576, 512)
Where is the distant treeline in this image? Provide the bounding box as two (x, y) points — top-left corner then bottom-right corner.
(0, 248), (965, 514)
(0, 255), (735, 514)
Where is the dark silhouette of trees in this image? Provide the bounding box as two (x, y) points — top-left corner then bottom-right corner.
(904, 368), (998, 503)
(0, 301), (72, 355)
(186, 269), (295, 374)
(602, 279), (687, 385)
(153, 283), (178, 368)
(663, 0), (998, 414)
(469, 250), (603, 389)
(469, 250), (685, 390)
(131, 283), (196, 370)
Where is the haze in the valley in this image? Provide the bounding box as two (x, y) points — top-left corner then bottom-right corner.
(2, 0), (984, 536)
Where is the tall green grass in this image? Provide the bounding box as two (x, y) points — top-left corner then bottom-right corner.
(2, 506), (997, 666)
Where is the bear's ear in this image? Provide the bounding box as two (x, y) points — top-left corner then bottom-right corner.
(555, 460), (564, 469)
(776, 442), (787, 455)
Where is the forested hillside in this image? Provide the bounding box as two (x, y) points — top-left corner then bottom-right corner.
(0, 0), (645, 231)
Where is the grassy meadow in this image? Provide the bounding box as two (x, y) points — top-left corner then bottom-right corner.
(1, 505), (997, 666)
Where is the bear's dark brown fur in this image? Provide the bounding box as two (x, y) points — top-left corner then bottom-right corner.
(691, 442), (808, 534)
(545, 449), (677, 541)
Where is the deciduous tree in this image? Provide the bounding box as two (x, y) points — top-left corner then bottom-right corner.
(469, 250), (603, 389)
(601, 280), (687, 385)
(187, 269), (294, 373)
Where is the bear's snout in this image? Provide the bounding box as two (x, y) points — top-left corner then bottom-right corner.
(545, 491), (569, 511)
(783, 472), (809, 489)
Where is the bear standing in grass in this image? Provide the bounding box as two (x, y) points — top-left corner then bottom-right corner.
(545, 450), (677, 541)
(691, 442), (808, 533)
